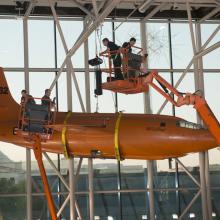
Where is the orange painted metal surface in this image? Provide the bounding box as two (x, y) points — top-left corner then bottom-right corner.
(0, 67), (218, 160)
(102, 78), (149, 94)
(33, 135), (57, 220)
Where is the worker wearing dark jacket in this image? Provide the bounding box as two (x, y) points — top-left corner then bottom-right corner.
(100, 38), (124, 80)
(41, 89), (52, 106)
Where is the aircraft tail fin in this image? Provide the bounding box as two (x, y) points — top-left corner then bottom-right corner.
(0, 67), (20, 122)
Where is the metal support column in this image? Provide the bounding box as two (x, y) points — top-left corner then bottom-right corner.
(195, 22), (212, 220)
(140, 22), (155, 220)
(140, 22), (151, 114)
(205, 151), (212, 220)
(83, 20), (93, 219)
(69, 157), (75, 220)
(168, 20), (181, 216)
(88, 158), (94, 220)
(83, 20), (91, 113)
(112, 19), (122, 220)
(23, 18), (32, 220)
(147, 160), (155, 220)
(199, 153), (208, 220)
(67, 59), (75, 220)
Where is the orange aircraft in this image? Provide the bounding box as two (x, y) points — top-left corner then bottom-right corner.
(0, 67), (218, 160)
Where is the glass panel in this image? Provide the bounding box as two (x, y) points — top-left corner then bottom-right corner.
(201, 24), (220, 69)
(154, 190), (201, 219)
(146, 23), (170, 69)
(72, 72), (86, 112)
(94, 194), (120, 220)
(29, 72), (56, 99)
(114, 21), (141, 49)
(171, 23), (194, 69)
(32, 195), (60, 220)
(57, 72), (67, 112)
(4, 71), (24, 104)
(0, 19), (23, 67)
(29, 20), (55, 68)
(0, 196), (26, 219)
(120, 159), (147, 190)
(212, 189), (220, 217)
(204, 73), (220, 121)
(0, 144), (26, 194)
(121, 193), (147, 220)
(57, 20), (84, 68)
(93, 159), (118, 191)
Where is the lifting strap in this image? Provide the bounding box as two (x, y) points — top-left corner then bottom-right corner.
(61, 111), (72, 159)
(114, 112), (123, 161)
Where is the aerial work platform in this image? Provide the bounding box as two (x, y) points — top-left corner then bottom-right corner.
(91, 46), (150, 94)
(102, 77), (149, 94)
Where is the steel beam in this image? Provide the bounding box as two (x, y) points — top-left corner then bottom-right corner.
(205, 151), (213, 220)
(69, 158), (75, 220)
(175, 158), (200, 187)
(140, 22), (152, 114)
(195, 21), (212, 220)
(178, 190), (201, 220)
(199, 6), (220, 23)
(199, 153), (209, 220)
(23, 1), (34, 19)
(49, 0), (121, 90)
(72, 0), (95, 19)
(186, 0), (197, 54)
(23, 17), (32, 220)
(141, 3), (167, 23)
(88, 158), (94, 220)
(48, 0), (86, 112)
(147, 161), (155, 220)
(92, 0), (99, 18)
(83, 20), (91, 113)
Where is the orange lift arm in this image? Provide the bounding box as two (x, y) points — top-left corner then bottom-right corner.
(145, 70), (220, 145)
(33, 135), (57, 220)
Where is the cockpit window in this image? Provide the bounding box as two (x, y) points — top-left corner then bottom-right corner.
(176, 120), (203, 130)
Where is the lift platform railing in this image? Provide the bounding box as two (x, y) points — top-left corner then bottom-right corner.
(100, 45), (144, 81)
(15, 97), (56, 140)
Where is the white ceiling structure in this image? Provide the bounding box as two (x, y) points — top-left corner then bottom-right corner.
(1, 0), (220, 20)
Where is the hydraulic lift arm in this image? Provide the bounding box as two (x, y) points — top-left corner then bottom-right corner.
(145, 70), (220, 145)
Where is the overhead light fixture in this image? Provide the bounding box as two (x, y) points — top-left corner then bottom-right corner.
(138, 0), (154, 13)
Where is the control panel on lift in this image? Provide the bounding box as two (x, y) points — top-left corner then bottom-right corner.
(14, 97), (56, 141)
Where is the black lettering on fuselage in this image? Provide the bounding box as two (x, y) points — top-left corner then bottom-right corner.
(0, 87), (9, 94)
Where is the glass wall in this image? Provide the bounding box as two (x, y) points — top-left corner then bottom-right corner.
(0, 15), (220, 220)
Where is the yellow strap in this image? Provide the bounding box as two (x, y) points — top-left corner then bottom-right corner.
(114, 112), (123, 161)
(61, 111), (72, 159)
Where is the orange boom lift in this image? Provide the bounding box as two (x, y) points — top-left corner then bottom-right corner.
(98, 47), (220, 145)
